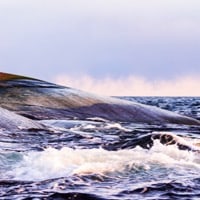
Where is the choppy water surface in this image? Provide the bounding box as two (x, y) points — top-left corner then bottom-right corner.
(0, 97), (200, 200)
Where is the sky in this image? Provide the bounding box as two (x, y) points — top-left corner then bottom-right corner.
(0, 0), (200, 96)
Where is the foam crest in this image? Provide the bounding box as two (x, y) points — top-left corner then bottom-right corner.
(71, 122), (132, 132)
(104, 123), (132, 132)
(7, 141), (200, 181)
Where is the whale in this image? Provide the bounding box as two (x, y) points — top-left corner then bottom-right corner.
(0, 72), (199, 126)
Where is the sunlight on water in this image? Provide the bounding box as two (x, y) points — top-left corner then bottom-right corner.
(5, 139), (200, 181)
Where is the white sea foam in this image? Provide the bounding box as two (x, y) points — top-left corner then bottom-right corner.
(71, 122), (132, 132)
(6, 140), (200, 181)
(104, 123), (132, 132)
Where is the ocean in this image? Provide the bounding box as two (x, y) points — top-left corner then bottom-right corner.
(0, 97), (200, 200)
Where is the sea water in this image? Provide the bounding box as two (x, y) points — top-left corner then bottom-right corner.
(0, 97), (199, 199)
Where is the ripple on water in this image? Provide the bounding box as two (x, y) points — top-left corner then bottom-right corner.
(0, 97), (200, 199)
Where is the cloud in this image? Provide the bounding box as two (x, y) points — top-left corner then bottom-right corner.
(54, 74), (200, 96)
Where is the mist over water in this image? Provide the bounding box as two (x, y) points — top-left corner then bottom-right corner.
(55, 74), (200, 96)
(0, 97), (200, 199)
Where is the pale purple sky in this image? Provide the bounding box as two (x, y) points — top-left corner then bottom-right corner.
(0, 0), (200, 95)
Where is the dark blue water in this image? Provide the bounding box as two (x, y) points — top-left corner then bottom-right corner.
(0, 97), (200, 200)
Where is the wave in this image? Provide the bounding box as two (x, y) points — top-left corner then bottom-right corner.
(3, 137), (200, 182)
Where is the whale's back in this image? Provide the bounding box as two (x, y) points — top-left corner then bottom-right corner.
(0, 72), (199, 126)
